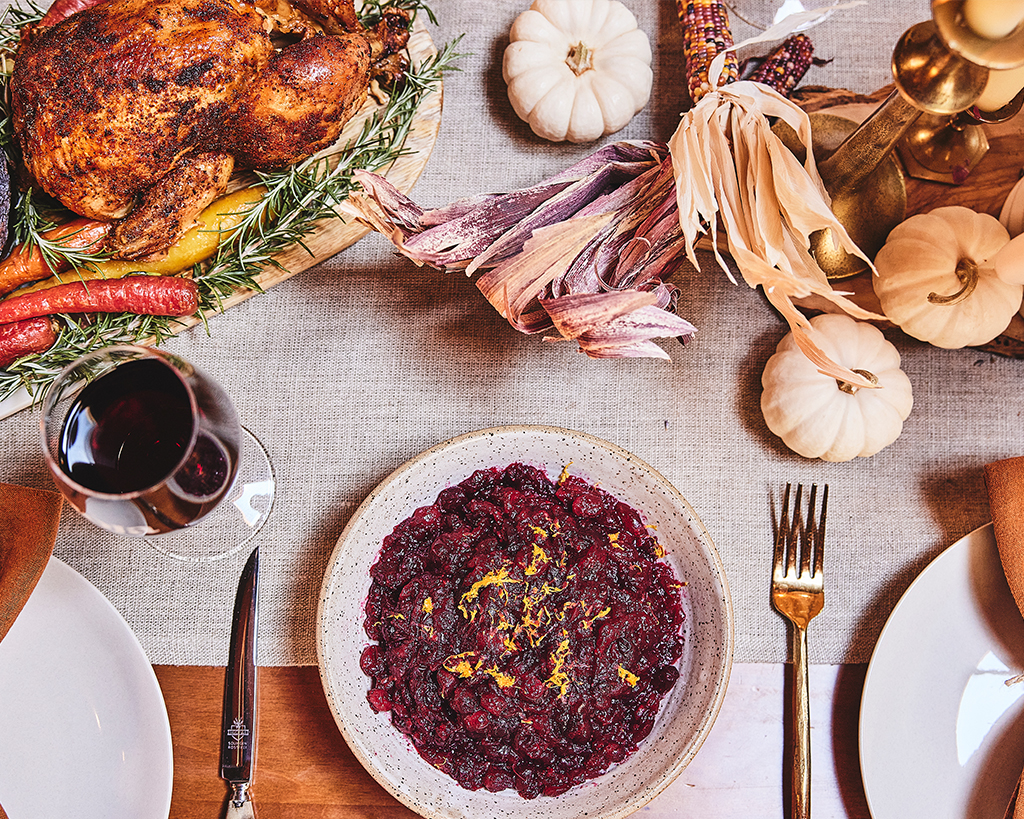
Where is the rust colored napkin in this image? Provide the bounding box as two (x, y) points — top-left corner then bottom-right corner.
(0, 483), (62, 644)
(983, 456), (1024, 819)
(987, 457), (1024, 616)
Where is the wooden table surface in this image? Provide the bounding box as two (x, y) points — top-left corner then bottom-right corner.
(155, 663), (871, 819)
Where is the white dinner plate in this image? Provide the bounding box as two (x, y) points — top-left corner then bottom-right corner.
(860, 523), (1024, 819)
(0, 557), (173, 819)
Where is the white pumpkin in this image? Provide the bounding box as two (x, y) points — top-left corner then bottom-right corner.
(503, 0), (652, 143)
(761, 314), (914, 463)
(999, 174), (1024, 238)
(990, 232), (1024, 285)
(873, 206), (1023, 349)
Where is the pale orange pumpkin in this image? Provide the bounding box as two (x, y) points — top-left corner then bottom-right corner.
(873, 206), (1023, 349)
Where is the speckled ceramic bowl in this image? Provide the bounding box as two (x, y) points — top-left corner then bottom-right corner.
(316, 425), (733, 819)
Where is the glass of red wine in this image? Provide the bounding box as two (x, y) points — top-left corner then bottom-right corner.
(40, 345), (274, 561)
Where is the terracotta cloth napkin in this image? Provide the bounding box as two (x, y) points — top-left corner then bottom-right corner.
(983, 456), (1024, 819)
(0, 482), (62, 644)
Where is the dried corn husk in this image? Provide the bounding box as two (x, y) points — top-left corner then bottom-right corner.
(669, 76), (884, 388)
(340, 142), (697, 359)
(338, 3), (879, 369)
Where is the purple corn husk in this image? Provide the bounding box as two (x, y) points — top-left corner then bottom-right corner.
(465, 142), (669, 272)
(346, 140), (699, 359)
(555, 156), (688, 299)
(351, 142), (668, 271)
(543, 292), (697, 359)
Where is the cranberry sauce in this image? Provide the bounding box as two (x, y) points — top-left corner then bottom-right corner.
(361, 462), (686, 799)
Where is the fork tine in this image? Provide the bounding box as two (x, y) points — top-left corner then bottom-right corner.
(814, 484), (828, 578)
(774, 483), (791, 573)
(788, 484), (803, 576)
(801, 484), (817, 577)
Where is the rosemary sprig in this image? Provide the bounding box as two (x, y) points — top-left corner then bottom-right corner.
(6, 188), (112, 274)
(360, 0), (438, 27)
(0, 12), (458, 402)
(0, 0), (42, 47)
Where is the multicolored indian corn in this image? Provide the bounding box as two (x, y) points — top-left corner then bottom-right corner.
(677, 0), (739, 103)
(749, 33), (815, 97)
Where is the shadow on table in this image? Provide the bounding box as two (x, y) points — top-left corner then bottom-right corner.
(779, 662), (872, 819)
(920, 465), (991, 558)
(832, 664), (872, 819)
(964, 704), (1024, 819)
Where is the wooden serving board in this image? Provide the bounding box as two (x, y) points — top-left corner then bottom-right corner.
(793, 84), (1024, 358)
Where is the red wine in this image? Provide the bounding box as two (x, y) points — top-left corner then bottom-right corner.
(59, 358), (196, 493)
(56, 357), (236, 534)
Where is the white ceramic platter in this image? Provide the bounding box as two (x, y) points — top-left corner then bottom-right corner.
(0, 557), (173, 819)
(316, 425), (733, 819)
(860, 523), (1024, 819)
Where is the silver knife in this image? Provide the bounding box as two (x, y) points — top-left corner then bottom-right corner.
(220, 545), (260, 819)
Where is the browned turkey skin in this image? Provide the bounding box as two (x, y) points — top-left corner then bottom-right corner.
(11, 0), (408, 259)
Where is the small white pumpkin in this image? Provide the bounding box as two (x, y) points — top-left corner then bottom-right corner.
(503, 0), (652, 143)
(761, 314), (914, 463)
(989, 232), (1024, 285)
(873, 206), (1023, 349)
(999, 174), (1024, 238)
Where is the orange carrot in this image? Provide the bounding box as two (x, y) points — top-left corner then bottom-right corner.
(0, 219), (111, 297)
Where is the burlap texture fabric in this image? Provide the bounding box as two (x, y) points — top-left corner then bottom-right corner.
(0, 1), (1018, 665)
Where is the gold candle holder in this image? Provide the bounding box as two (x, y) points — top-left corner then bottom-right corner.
(807, 20), (988, 278)
(804, 0), (1024, 277)
(896, 0), (1024, 183)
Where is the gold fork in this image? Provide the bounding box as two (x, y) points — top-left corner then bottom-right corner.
(772, 483), (828, 819)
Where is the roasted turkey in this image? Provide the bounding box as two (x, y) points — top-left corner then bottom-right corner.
(11, 0), (409, 258)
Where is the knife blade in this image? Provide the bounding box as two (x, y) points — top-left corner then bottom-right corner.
(220, 545), (260, 819)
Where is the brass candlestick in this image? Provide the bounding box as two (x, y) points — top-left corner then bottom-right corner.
(807, 20), (988, 278)
(803, 0), (1024, 277)
(898, 88), (1024, 183)
(897, 0), (1024, 183)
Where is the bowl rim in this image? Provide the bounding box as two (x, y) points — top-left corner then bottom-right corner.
(315, 424), (734, 818)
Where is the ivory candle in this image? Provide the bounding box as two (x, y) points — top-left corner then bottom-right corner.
(976, 63), (1024, 109)
(962, 0), (1024, 39)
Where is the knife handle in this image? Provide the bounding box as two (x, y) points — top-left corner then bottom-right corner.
(225, 783), (256, 819)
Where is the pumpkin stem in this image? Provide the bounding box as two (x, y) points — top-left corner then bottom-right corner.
(836, 368), (879, 395)
(565, 42), (593, 75)
(927, 258), (979, 306)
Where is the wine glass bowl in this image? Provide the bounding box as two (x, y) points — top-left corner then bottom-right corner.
(724, 0), (811, 31)
(41, 345), (273, 560)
